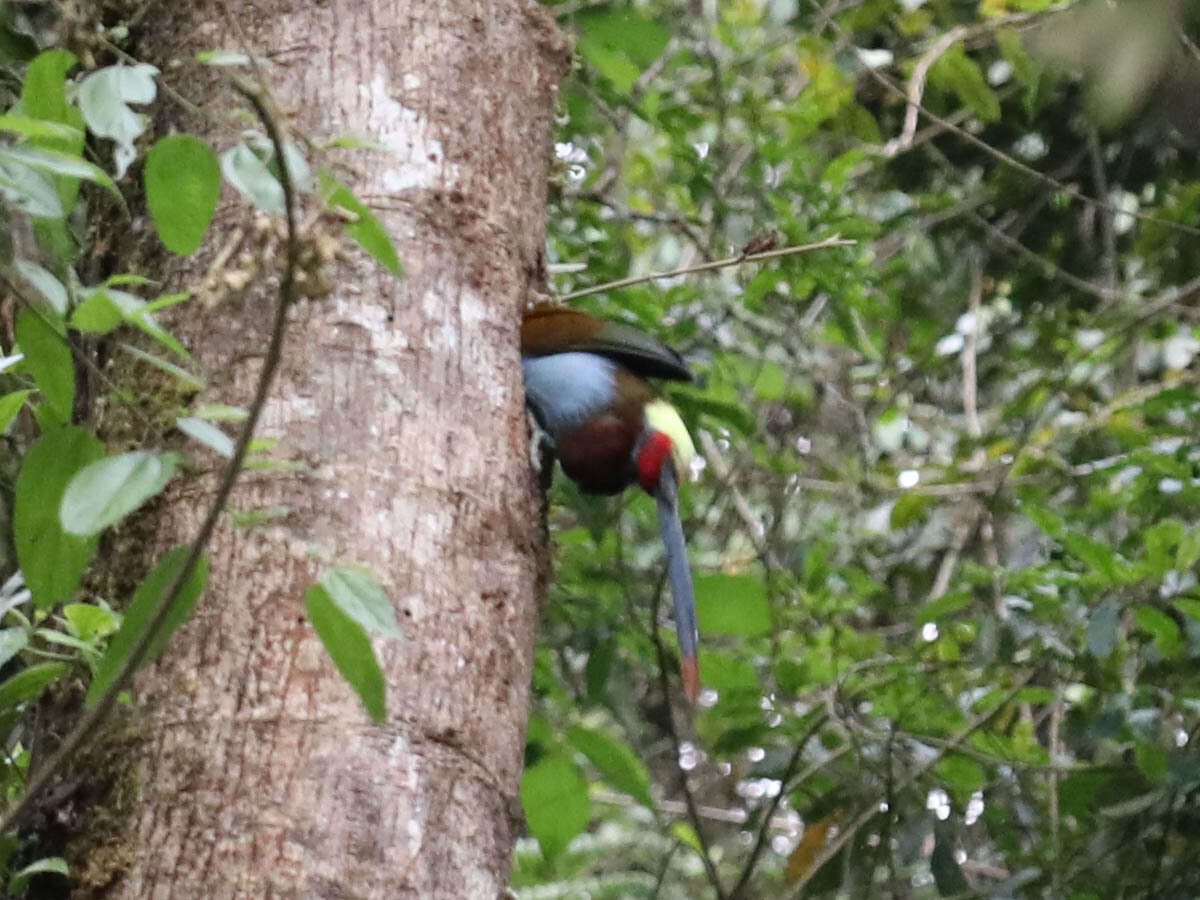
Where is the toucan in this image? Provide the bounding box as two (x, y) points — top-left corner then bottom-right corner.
(521, 304), (701, 701)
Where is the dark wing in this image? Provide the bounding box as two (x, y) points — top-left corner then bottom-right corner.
(521, 304), (693, 382)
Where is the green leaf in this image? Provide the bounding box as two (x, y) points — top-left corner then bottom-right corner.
(0, 630), (28, 671)
(13, 258), (68, 314)
(175, 416), (234, 458)
(568, 725), (655, 810)
(221, 143), (284, 214)
(929, 46), (1001, 122)
(1086, 601), (1121, 659)
(1142, 519), (1182, 575)
(305, 584), (386, 722)
(63, 603), (119, 642)
(1025, 504), (1064, 539)
(752, 363), (786, 401)
(70, 289), (124, 333)
(318, 174), (403, 276)
(1133, 605), (1182, 659)
(195, 50), (252, 67)
(0, 663), (67, 711)
(118, 344), (204, 389)
(72, 287), (191, 359)
(694, 573), (772, 637)
(0, 159), (61, 217)
(76, 63), (158, 178)
(8, 857), (69, 894)
(890, 492), (931, 529)
(576, 8), (670, 94)
(60, 451), (179, 536)
(1064, 532), (1133, 584)
(0, 389), (32, 433)
(145, 135), (221, 254)
(21, 50), (85, 211)
(520, 753), (591, 859)
(318, 566), (402, 638)
(85, 546), (209, 708)
(936, 754), (985, 804)
(191, 403), (248, 422)
(15, 307), (73, 423)
(0, 115), (82, 143)
(23, 50), (81, 129)
(0, 144), (118, 198)
(14, 426), (103, 608)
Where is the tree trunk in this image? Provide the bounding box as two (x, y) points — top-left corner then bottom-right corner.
(92, 2), (566, 896)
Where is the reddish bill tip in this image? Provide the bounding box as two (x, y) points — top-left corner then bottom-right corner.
(680, 656), (701, 703)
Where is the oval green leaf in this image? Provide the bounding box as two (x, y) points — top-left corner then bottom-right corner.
(14, 426), (103, 608)
(85, 546), (209, 708)
(15, 307), (73, 424)
(520, 753), (591, 860)
(145, 135), (220, 255)
(319, 566), (402, 637)
(694, 573), (772, 637)
(60, 451), (178, 536)
(305, 584), (386, 723)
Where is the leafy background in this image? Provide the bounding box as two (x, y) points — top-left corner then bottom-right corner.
(516, 0), (1200, 898)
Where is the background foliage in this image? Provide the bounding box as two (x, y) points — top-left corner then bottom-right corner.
(517, 0), (1200, 897)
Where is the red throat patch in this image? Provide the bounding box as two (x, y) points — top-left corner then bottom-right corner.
(636, 431), (673, 493)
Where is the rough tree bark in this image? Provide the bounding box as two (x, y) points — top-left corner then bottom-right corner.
(86, 2), (567, 896)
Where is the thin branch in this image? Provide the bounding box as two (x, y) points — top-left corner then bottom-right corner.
(807, 0), (1200, 239)
(962, 207), (1118, 302)
(0, 76), (300, 835)
(787, 670), (1036, 896)
(556, 235), (856, 301)
(878, 12), (1039, 158)
(698, 430), (782, 570)
(1085, 127), (1117, 294)
(649, 585), (729, 900)
(730, 712), (830, 900)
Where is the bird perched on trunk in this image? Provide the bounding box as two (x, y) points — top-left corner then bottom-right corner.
(521, 303), (701, 701)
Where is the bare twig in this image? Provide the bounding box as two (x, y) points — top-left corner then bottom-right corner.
(556, 235), (855, 301)
(787, 670), (1036, 896)
(649, 585), (729, 900)
(0, 76), (300, 835)
(730, 712), (830, 899)
(878, 13), (1038, 157)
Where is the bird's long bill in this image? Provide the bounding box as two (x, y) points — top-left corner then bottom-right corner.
(655, 461), (700, 702)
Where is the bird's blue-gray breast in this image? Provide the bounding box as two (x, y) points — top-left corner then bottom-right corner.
(522, 352), (616, 437)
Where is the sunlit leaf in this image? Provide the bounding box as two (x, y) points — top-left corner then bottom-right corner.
(175, 416), (234, 458)
(694, 573), (771, 637)
(318, 566), (402, 638)
(520, 753), (590, 859)
(568, 726), (655, 810)
(60, 451), (179, 536)
(221, 142), (284, 214)
(319, 172), (402, 276)
(76, 63), (158, 177)
(145, 134), (220, 254)
(305, 583), (386, 722)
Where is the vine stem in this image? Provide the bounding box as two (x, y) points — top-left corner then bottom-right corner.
(0, 76), (299, 835)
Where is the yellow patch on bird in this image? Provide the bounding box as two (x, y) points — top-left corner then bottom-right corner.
(645, 400), (695, 473)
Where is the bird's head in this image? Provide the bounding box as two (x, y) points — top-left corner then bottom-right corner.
(636, 399), (695, 494)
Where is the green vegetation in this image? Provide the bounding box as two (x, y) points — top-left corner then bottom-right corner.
(517, 1), (1200, 897)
